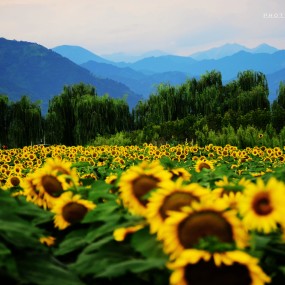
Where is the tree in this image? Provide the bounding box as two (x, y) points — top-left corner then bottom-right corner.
(272, 82), (285, 132)
(0, 95), (9, 146)
(7, 96), (43, 147)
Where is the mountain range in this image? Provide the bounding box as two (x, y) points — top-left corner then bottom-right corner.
(0, 38), (142, 113)
(189, 43), (278, 60)
(0, 37), (284, 115)
(53, 43), (285, 101)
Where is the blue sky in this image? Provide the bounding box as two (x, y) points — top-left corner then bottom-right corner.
(0, 0), (284, 56)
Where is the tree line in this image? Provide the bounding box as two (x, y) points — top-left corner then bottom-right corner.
(1, 70), (285, 148)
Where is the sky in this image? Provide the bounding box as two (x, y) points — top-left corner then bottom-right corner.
(0, 0), (284, 57)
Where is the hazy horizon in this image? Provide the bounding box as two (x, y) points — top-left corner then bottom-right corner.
(1, 0), (284, 56)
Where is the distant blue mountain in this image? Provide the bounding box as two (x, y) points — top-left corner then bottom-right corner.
(0, 38), (142, 113)
(101, 50), (169, 63)
(251, 43), (279, 54)
(127, 55), (197, 74)
(52, 45), (112, 65)
(266, 68), (285, 102)
(81, 61), (188, 98)
(127, 50), (285, 81)
(5, 38), (283, 108)
(189, 43), (278, 60)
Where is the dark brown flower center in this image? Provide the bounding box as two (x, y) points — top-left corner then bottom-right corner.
(178, 210), (234, 248)
(10, 176), (20, 186)
(159, 192), (198, 220)
(62, 202), (88, 224)
(132, 175), (159, 206)
(198, 162), (211, 171)
(184, 258), (251, 285)
(41, 175), (63, 197)
(252, 192), (273, 215)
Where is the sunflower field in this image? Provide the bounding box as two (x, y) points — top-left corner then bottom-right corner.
(1, 143), (285, 284)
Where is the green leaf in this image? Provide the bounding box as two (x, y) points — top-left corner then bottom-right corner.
(18, 252), (84, 285)
(0, 242), (11, 256)
(84, 221), (118, 243)
(0, 242), (19, 279)
(81, 235), (114, 254)
(54, 236), (86, 256)
(96, 258), (167, 278)
(71, 241), (133, 277)
(82, 201), (120, 223)
(54, 229), (87, 256)
(0, 218), (42, 248)
(131, 227), (167, 260)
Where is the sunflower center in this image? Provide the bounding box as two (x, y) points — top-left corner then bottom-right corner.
(41, 175), (63, 197)
(62, 202), (88, 224)
(160, 192), (198, 220)
(178, 210), (234, 248)
(184, 258), (252, 285)
(252, 192), (273, 215)
(10, 176), (20, 186)
(132, 175), (159, 206)
(198, 162), (211, 171)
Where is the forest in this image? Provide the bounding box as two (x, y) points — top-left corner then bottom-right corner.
(1, 69), (285, 148)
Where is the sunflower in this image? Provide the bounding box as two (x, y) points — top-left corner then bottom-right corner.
(105, 174), (118, 185)
(22, 172), (48, 208)
(212, 177), (250, 210)
(27, 168), (71, 209)
(238, 177), (285, 233)
(168, 249), (271, 285)
(160, 199), (248, 259)
(194, 159), (214, 173)
(40, 236), (56, 247)
(169, 168), (191, 181)
(146, 178), (210, 237)
(42, 157), (79, 186)
(5, 174), (23, 188)
(113, 223), (145, 242)
(118, 160), (172, 216)
(51, 191), (96, 230)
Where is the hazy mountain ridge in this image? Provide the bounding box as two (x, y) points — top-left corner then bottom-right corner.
(81, 60), (188, 98)
(1, 37), (284, 114)
(189, 43), (278, 60)
(266, 68), (285, 101)
(79, 49), (285, 102)
(0, 38), (142, 113)
(126, 50), (285, 78)
(52, 45), (113, 65)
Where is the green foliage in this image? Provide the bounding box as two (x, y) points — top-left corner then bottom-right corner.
(45, 84), (132, 146)
(1, 72), (285, 148)
(89, 132), (132, 146)
(0, 190), (82, 284)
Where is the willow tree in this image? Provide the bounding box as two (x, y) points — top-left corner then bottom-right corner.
(272, 82), (285, 132)
(45, 83), (97, 145)
(7, 96), (43, 147)
(45, 83), (132, 145)
(0, 95), (9, 146)
(236, 70), (270, 113)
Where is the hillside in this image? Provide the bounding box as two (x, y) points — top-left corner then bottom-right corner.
(0, 38), (142, 113)
(189, 43), (278, 60)
(51, 43), (285, 101)
(81, 61), (188, 98)
(267, 68), (285, 101)
(128, 51), (285, 79)
(52, 45), (112, 65)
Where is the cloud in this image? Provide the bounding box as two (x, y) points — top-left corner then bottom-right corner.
(0, 0), (284, 55)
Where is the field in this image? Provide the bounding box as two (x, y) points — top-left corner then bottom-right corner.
(1, 143), (285, 284)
